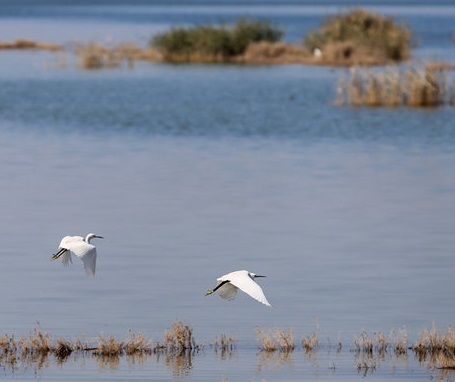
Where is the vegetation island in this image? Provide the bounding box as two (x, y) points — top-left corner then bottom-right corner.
(1, 8), (454, 107)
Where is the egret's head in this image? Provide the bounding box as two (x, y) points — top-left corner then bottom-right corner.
(249, 272), (266, 279)
(85, 233), (104, 243)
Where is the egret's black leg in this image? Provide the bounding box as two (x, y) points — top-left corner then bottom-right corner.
(51, 248), (68, 260)
(205, 280), (230, 296)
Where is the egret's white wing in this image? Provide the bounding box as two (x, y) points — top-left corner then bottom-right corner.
(64, 240), (97, 277)
(60, 250), (73, 267)
(229, 275), (271, 307)
(67, 241), (95, 259)
(217, 282), (238, 301)
(80, 247), (97, 277)
(59, 235), (83, 248)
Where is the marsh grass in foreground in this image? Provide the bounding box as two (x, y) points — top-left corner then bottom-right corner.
(1, 323), (455, 374)
(411, 325), (455, 369)
(337, 64), (454, 107)
(256, 327), (295, 352)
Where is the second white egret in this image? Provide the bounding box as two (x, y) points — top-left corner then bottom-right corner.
(205, 270), (272, 307)
(51, 233), (103, 277)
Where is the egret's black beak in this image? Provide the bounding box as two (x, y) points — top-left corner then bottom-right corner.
(95, 236), (104, 239)
(255, 275), (266, 278)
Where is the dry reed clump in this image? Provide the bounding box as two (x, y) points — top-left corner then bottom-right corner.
(74, 42), (160, 70)
(353, 331), (375, 354)
(214, 334), (236, 352)
(124, 330), (152, 355)
(337, 64), (452, 107)
(19, 328), (52, 357)
(93, 335), (123, 357)
(391, 328), (408, 356)
(353, 330), (395, 356)
(256, 327), (295, 352)
(164, 321), (196, 353)
(302, 330), (319, 352)
(53, 338), (73, 360)
(0, 39), (62, 51)
(0, 334), (18, 366)
(411, 325), (455, 367)
(405, 64), (447, 107)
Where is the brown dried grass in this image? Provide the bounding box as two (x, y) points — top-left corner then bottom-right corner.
(338, 63), (453, 107)
(94, 334), (123, 357)
(125, 330), (152, 355)
(411, 325), (455, 364)
(74, 42), (160, 70)
(256, 327), (295, 352)
(164, 321), (195, 353)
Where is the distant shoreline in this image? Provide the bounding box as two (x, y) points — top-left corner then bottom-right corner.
(0, 38), (411, 67)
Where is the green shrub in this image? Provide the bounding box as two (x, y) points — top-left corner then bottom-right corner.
(303, 8), (412, 61)
(150, 18), (284, 60)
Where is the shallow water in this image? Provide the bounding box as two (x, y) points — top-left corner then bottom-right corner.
(0, 1), (455, 381)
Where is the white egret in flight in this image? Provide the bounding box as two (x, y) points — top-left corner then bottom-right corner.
(205, 270), (271, 307)
(51, 233), (103, 277)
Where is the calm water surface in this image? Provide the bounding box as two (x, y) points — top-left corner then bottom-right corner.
(0, 2), (454, 381)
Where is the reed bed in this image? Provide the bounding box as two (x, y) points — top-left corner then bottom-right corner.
(73, 42), (160, 70)
(352, 329), (409, 357)
(214, 334), (236, 352)
(164, 321), (197, 353)
(256, 327), (295, 352)
(411, 325), (455, 368)
(337, 64), (453, 107)
(1, 323), (454, 373)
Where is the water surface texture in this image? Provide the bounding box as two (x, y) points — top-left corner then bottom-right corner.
(0, 1), (454, 381)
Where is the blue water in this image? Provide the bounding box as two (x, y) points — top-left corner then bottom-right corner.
(0, 2), (454, 381)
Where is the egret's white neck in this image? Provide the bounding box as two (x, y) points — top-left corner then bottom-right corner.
(85, 233), (96, 243)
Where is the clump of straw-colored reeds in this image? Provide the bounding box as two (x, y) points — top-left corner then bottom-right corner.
(214, 334), (236, 352)
(256, 327), (295, 352)
(74, 42), (159, 70)
(302, 326), (320, 353)
(352, 329), (409, 357)
(411, 325), (455, 368)
(164, 321), (196, 353)
(337, 64), (453, 107)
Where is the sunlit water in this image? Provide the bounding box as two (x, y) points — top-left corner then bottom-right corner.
(0, 1), (455, 381)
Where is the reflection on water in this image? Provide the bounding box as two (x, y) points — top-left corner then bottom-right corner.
(257, 350), (295, 372)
